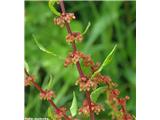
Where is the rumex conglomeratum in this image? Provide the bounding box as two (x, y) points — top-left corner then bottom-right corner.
(25, 0), (134, 120)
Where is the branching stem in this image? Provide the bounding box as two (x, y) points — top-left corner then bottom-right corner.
(25, 71), (71, 120)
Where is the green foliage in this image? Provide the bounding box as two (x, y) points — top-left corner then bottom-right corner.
(70, 91), (78, 117)
(82, 21), (91, 35)
(33, 34), (64, 60)
(91, 86), (107, 102)
(48, 0), (60, 16)
(47, 74), (54, 90)
(91, 44), (117, 79)
(25, 60), (30, 73)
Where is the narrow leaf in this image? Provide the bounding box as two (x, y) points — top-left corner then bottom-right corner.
(70, 91), (78, 117)
(82, 21), (91, 35)
(91, 86), (107, 102)
(91, 44), (117, 79)
(33, 35), (57, 56)
(47, 74), (54, 90)
(33, 35), (64, 60)
(25, 60), (29, 73)
(48, 0), (60, 16)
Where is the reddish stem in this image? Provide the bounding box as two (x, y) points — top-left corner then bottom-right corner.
(59, 1), (95, 120)
(32, 80), (45, 93)
(29, 79), (71, 120)
(86, 91), (95, 120)
(48, 99), (70, 120)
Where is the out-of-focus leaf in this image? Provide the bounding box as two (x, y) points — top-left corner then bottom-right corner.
(47, 74), (54, 90)
(33, 35), (64, 59)
(33, 35), (57, 56)
(91, 44), (117, 79)
(91, 86), (107, 102)
(82, 21), (91, 35)
(48, 0), (60, 16)
(25, 60), (29, 73)
(70, 91), (78, 117)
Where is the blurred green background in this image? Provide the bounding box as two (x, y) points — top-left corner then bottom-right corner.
(25, 1), (136, 119)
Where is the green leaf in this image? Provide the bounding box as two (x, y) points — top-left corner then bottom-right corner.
(33, 35), (64, 60)
(82, 21), (91, 35)
(91, 44), (117, 79)
(47, 107), (56, 120)
(70, 91), (78, 117)
(25, 60), (29, 73)
(47, 74), (54, 90)
(48, 0), (60, 16)
(91, 86), (107, 102)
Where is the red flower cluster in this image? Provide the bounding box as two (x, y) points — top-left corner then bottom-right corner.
(40, 90), (56, 100)
(64, 51), (96, 68)
(75, 76), (98, 91)
(81, 54), (94, 67)
(76, 73), (113, 92)
(64, 51), (83, 67)
(54, 13), (75, 27)
(25, 76), (34, 86)
(79, 99), (104, 116)
(92, 73), (111, 85)
(118, 97), (133, 120)
(66, 32), (83, 43)
(107, 87), (133, 120)
(90, 62), (100, 72)
(55, 107), (67, 120)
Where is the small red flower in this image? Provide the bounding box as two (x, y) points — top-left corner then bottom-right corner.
(91, 62), (100, 72)
(125, 96), (130, 100)
(64, 51), (83, 67)
(92, 73), (111, 85)
(111, 89), (120, 97)
(40, 90), (56, 100)
(54, 13), (75, 27)
(79, 99), (104, 116)
(81, 54), (94, 67)
(66, 32), (83, 43)
(76, 76), (98, 91)
(55, 107), (67, 120)
(25, 76), (34, 86)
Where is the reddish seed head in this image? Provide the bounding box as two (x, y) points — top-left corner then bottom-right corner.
(55, 107), (67, 120)
(111, 89), (120, 96)
(125, 96), (130, 100)
(118, 98), (126, 107)
(66, 32), (83, 43)
(64, 51), (84, 67)
(76, 76), (98, 91)
(40, 90), (56, 100)
(54, 13), (75, 27)
(91, 62), (100, 72)
(79, 99), (104, 116)
(25, 76), (34, 86)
